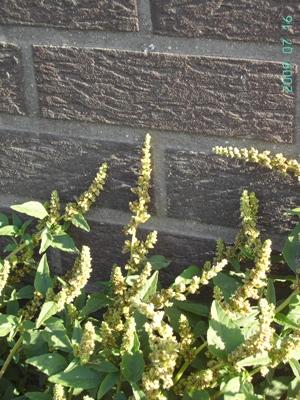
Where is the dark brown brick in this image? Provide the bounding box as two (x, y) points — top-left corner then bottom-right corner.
(166, 150), (300, 234)
(0, 129), (152, 213)
(34, 45), (296, 143)
(0, 0), (138, 32)
(150, 0), (300, 43)
(0, 43), (27, 115)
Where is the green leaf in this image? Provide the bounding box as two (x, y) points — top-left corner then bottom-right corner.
(97, 371), (120, 399)
(39, 230), (53, 254)
(71, 213), (90, 232)
(213, 271), (241, 303)
(0, 314), (13, 336)
(120, 332), (145, 383)
(147, 255), (170, 270)
(25, 393), (52, 400)
(34, 254), (53, 297)
(51, 233), (79, 254)
(236, 351), (270, 367)
(287, 377), (300, 399)
(222, 376), (241, 399)
(173, 299), (209, 317)
(207, 300), (244, 362)
(26, 353), (68, 376)
(185, 389), (210, 399)
(283, 222), (300, 273)
(64, 357), (80, 373)
(42, 318), (73, 352)
(172, 266), (201, 287)
(237, 393), (262, 400)
(0, 213), (9, 227)
(49, 366), (101, 389)
(90, 360), (118, 373)
(0, 225), (19, 236)
(11, 201), (49, 219)
(79, 293), (113, 317)
(274, 313), (299, 330)
(36, 301), (58, 328)
(12, 213), (23, 229)
(194, 321), (208, 338)
(289, 358), (300, 378)
(16, 285), (34, 299)
(135, 271), (158, 302)
(130, 382), (148, 400)
(285, 207), (300, 215)
(71, 320), (82, 346)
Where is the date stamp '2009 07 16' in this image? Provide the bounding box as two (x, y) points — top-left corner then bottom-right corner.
(281, 15), (294, 93)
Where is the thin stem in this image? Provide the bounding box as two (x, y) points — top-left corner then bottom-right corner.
(68, 387), (74, 400)
(275, 289), (297, 314)
(0, 335), (23, 381)
(173, 340), (208, 385)
(116, 372), (123, 394)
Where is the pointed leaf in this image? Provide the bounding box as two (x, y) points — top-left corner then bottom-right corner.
(0, 225), (19, 236)
(0, 314), (13, 336)
(71, 214), (90, 232)
(36, 301), (58, 328)
(120, 332), (145, 383)
(207, 301), (244, 362)
(172, 266), (201, 287)
(147, 255), (170, 270)
(49, 366), (101, 389)
(11, 201), (48, 219)
(237, 351), (270, 367)
(26, 353), (68, 376)
(289, 358), (300, 378)
(79, 293), (113, 317)
(39, 231), (53, 254)
(26, 393), (52, 400)
(287, 377), (300, 399)
(97, 371), (120, 399)
(34, 254), (52, 297)
(130, 382), (148, 400)
(135, 271), (158, 302)
(283, 222), (300, 273)
(0, 213), (9, 227)
(51, 233), (79, 254)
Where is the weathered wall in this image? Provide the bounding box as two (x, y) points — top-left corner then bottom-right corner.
(0, 1), (299, 286)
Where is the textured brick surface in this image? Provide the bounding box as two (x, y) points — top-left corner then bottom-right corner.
(0, 130), (149, 212)
(0, 0), (138, 32)
(166, 150), (300, 234)
(34, 46), (296, 143)
(151, 0), (300, 43)
(0, 43), (27, 115)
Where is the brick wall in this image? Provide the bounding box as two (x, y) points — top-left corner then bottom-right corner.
(0, 1), (299, 286)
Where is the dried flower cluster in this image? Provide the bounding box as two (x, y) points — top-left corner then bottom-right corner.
(47, 246), (92, 311)
(65, 162), (108, 219)
(213, 146), (300, 181)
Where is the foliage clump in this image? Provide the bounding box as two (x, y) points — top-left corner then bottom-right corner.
(0, 136), (300, 399)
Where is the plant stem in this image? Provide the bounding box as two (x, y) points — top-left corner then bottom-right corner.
(275, 289), (297, 314)
(0, 335), (23, 381)
(173, 340), (208, 385)
(67, 388), (74, 400)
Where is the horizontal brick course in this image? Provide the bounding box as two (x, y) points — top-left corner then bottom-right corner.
(166, 150), (300, 234)
(0, 42), (27, 115)
(34, 45), (295, 142)
(0, 130), (149, 213)
(151, 0), (300, 43)
(0, 0), (139, 32)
